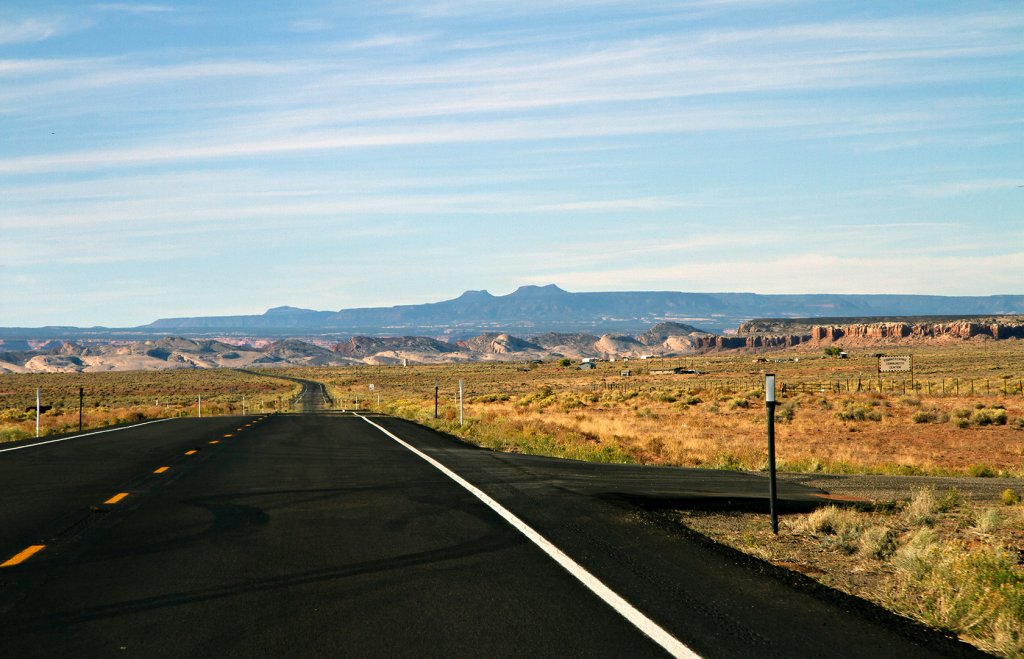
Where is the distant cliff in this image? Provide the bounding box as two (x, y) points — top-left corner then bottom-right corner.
(734, 316), (1024, 348)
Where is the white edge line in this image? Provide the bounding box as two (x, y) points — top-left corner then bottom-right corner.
(0, 417), (178, 453)
(359, 415), (700, 659)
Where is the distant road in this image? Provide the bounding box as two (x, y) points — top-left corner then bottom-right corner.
(236, 369), (333, 411)
(0, 408), (982, 657)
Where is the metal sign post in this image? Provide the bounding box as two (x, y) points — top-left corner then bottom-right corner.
(765, 374), (779, 535)
(434, 381), (439, 419)
(459, 380), (464, 426)
(36, 388), (41, 438)
(79, 386), (84, 433)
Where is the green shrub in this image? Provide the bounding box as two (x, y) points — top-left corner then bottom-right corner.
(887, 531), (1024, 649)
(473, 393), (510, 403)
(709, 452), (747, 471)
(794, 505), (865, 554)
(968, 464), (996, 478)
(836, 400), (883, 422)
(912, 407), (948, 424)
(1000, 489), (1019, 506)
(777, 400), (798, 423)
(973, 508), (1002, 533)
(0, 427), (32, 442)
(937, 488), (964, 513)
(518, 385), (556, 409)
(727, 397), (749, 410)
(860, 525), (897, 560)
(972, 408), (1007, 426)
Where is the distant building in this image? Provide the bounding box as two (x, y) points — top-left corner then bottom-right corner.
(577, 362), (597, 370)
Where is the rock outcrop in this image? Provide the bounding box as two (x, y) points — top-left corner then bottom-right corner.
(736, 316), (1024, 347)
(456, 333), (542, 354)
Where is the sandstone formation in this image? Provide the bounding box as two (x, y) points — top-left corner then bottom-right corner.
(736, 316), (1024, 348)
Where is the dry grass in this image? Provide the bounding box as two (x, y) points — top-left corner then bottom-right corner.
(681, 489), (1024, 657)
(0, 369), (301, 441)
(274, 341), (1024, 478)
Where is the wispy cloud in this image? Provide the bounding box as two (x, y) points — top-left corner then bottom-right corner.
(528, 252), (1024, 296)
(0, 17), (72, 45)
(289, 18), (332, 33)
(92, 4), (175, 14)
(329, 33), (434, 51)
(907, 179), (1024, 198)
(0, 100), (902, 174)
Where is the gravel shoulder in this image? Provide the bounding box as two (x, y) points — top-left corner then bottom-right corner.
(778, 472), (1023, 503)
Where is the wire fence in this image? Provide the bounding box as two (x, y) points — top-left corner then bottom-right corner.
(572, 375), (1024, 398)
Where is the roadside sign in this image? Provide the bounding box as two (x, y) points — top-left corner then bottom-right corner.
(878, 355), (912, 373)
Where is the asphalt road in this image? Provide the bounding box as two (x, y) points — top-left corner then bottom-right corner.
(0, 411), (984, 658)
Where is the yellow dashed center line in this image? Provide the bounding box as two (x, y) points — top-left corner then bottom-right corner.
(1, 545), (45, 568)
(224, 433), (234, 438)
(154, 466), (170, 474)
(105, 492), (130, 505)
(209, 440), (220, 445)
(185, 450), (197, 455)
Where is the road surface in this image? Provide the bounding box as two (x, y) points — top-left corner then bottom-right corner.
(0, 409), (982, 657)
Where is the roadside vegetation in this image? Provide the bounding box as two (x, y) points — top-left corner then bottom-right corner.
(681, 487), (1024, 657)
(282, 342), (1024, 478)
(0, 370), (300, 441)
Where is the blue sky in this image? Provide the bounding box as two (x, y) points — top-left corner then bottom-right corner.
(1, 1), (1022, 327)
